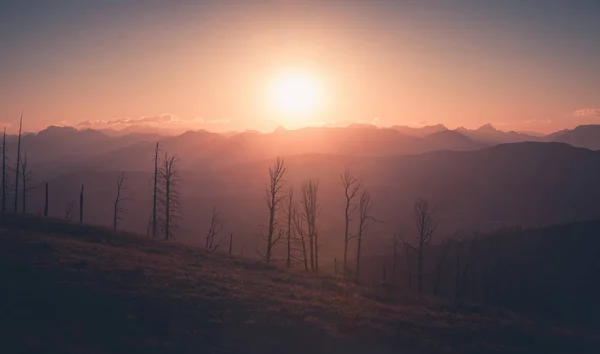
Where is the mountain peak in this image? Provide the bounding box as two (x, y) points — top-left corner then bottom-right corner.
(476, 123), (497, 132)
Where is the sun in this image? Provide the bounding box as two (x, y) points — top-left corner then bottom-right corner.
(266, 69), (323, 124)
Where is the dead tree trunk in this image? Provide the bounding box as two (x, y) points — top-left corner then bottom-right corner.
(355, 190), (377, 280)
(113, 172), (128, 230)
(285, 187), (294, 268)
(1, 128), (6, 217)
(300, 180), (320, 273)
(21, 153), (34, 214)
(264, 158), (286, 263)
(44, 182), (49, 217)
(14, 112), (22, 213)
(152, 142), (159, 237)
(79, 184), (84, 223)
(340, 171), (362, 277)
(161, 153), (181, 241)
(229, 232), (233, 255)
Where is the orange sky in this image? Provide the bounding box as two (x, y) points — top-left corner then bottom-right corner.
(1, 1), (599, 135)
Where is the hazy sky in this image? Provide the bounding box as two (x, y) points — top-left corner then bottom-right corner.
(1, 0), (599, 134)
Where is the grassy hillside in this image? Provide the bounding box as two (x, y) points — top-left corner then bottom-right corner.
(1, 216), (598, 354)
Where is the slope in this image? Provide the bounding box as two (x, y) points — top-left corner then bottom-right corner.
(0, 216), (598, 354)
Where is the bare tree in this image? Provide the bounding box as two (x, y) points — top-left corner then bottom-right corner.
(13, 112), (22, 213)
(44, 182), (48, 217)
(391, 231), (403, 284)
(228, 232), (233, 255)
(2, 128), (7, 216)
(65, 200), (75, 222)
(20, 153), (34, 214)
(399, 199), (437, 293)
(160, 153), (181, 240)
(264, 157), (286, 262)
(293, 209), (309, 271)
(113, 172), (130, 230)
(79, 184), (84, 223)
(340, 170), (363, 276)
(354, 190), (378, 280)
(152, 142), (159, 237)
(205, 205), (225, 251)
(283, 187), (295, 268)
(300, 180), (320, 273)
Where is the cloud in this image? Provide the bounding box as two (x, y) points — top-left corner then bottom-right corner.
(572, 108), (600, 118)
(77, 114), (230, 131)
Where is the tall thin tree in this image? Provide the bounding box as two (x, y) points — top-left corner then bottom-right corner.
(1, 128), (7, 216)
(152, 142), (159, 237)
(284, 187), (294, 268)
(300, 180), (320, 273)
(264, 157), (286, 263)
(355, 190), (377, 280)
(79, 184), (84, 223)
(21, 153), (34, 214)
(205, 205), (225, 251)
(340, 170), (363, 277)
(160, 153), (181, 240)
(399, 199), (437, 293)
(13, 112), (22, 213)
(113, 172), (129, 230)
(44, 182), (48, 217)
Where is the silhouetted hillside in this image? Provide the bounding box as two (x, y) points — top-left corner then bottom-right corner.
(1, 216), (598, 354)
(550, 124), (600, 150)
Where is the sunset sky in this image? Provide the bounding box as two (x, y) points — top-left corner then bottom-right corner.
(1, 0), (599, 134)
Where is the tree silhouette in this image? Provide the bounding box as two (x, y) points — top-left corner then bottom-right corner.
(113, 172), (130, 230)
(2, 128), (7, 217)
(300, 179), (320, 273)
(283, 186), (295, 268)
(13, 112), (22, 213)
(152, 142), (159, 237)
(160, 153), (181, 240)
(355, 190), (377, 280)
(399, 199), (437, 293)
(20, 153), (34, 214)
(340, 170), (363, 277)
(264, 157), (286, 263)
(205, 205), (225, 252)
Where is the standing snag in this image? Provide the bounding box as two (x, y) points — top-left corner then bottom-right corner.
(113, 172), (130, 230)
(264, 157), (286, 263)
(79, 184), (84, 224)
(20, 153), (34, 214)
(13, 112), (22, 213)
(152, 142), (159, 238)
(354, 190), (378, 280)
(340, 170), (363, 277)
(300, 179), (320, 273)
(160, 153), (181, 240)
(283, 187), (295, 268)
(399, 199), (437, 293)
(205, 205), (225, 252)
(1, 128), (7, 216)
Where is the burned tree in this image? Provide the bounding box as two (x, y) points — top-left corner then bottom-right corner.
(65, 200), (75, 222)
(264, 157), (286, 263)
(205, 205), (225, 252)
(79, 184), (84, 223)
(400, 199), (437, 293)
(293, 208), (309, 272)
(113, 172), (130, 230)
(300, 179), (320, 273)
(2, 128), (7, 216)
(44, 182), (49, 217)
(340, 170), (363, 277)
(13, 112), (22, 213)
(283, 187), (295, 268)
(355, 190), (377, 280)
(152, 142), (159, 237)
(160, 153), (181, 240)
(20, 153), (34, 214)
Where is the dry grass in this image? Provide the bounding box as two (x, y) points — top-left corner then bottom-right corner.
(0, 215), (598, 354)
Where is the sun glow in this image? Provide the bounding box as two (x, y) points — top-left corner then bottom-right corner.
(266, 69), (323, 125)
